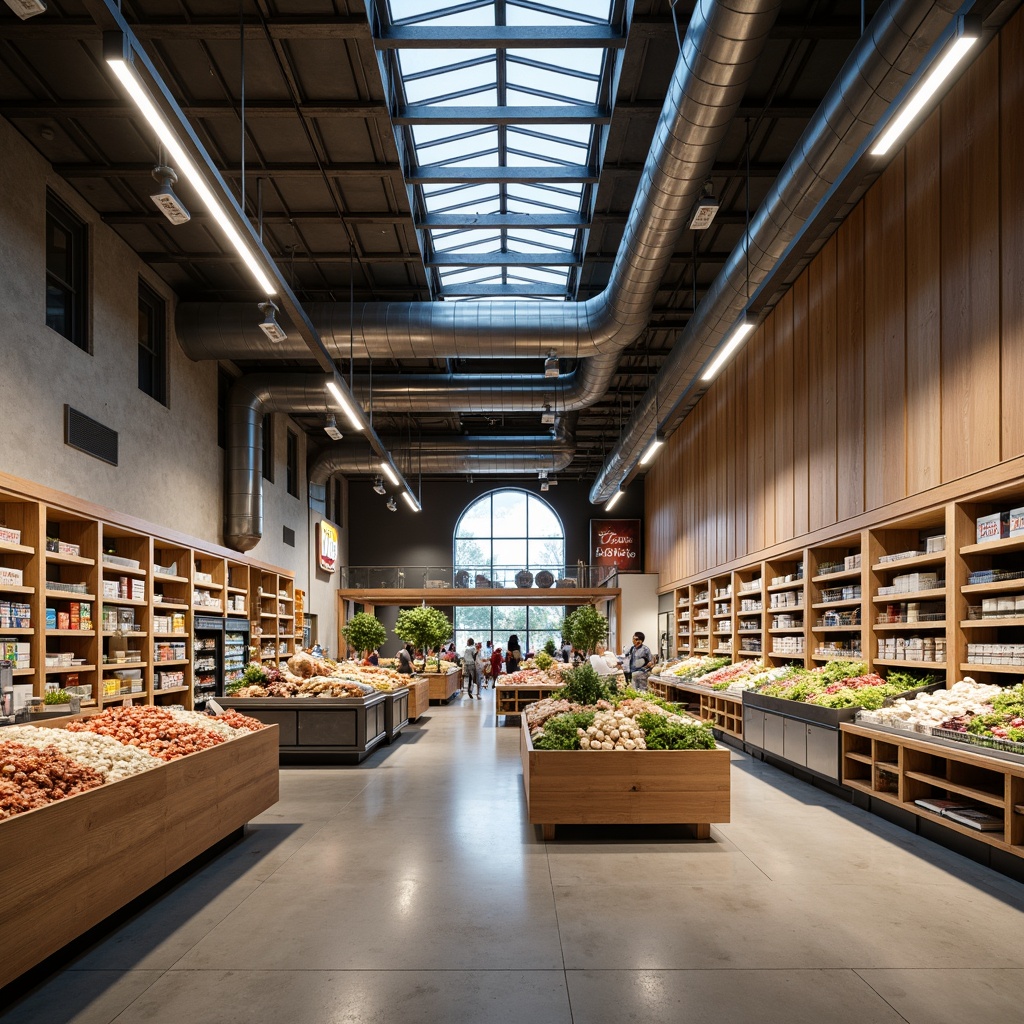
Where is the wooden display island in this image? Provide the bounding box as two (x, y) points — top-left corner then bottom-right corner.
(0, 724), (279, 990)
(495, 681), (562, 723)
(520, 718), (731, 840)
(426, 667), (462, 704)
(405, 676), (429, 720)
(219, 693), (388, 763)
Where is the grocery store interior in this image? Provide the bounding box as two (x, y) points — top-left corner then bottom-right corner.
(2, 0), (1024, 1022)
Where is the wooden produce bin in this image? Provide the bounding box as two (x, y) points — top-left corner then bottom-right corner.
(495, 682), (562, 724)
(520, 718), (731, 840)
(405, 676), (429, 721)
(219, 693), (388, 763)
(650, 677), (744, 741)
(427, 666), (462, 704)
(0, 725), (279, 990)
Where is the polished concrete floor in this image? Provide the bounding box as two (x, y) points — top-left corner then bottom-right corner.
(4, 688), (1024, 1024)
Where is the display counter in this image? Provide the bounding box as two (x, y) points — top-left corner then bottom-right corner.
(219, 692), (387, 763)
(520, 717), (731, 840)
(383, 687), (410, 742)
(650, 675), (744, 740)
(426, 666), (462, 704)
(0, 724), (279, 989)
(405, 676), (429, 720)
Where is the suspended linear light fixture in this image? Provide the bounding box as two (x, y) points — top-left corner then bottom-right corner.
(606, 489), (625, 511)
(326, 379), (364, 432)
(639, 431), (666, 465)
(871, 15), (982, 157)
(380, 460), (400, 486)
(701, 313), (758, 382)
(402, 491), (421, 512)
(103, 32), (276, 295)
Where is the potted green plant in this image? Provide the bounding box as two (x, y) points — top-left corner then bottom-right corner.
(341, 611), (388, 661)
(394, 606), (453, 672)
(561, 604), (609, 656)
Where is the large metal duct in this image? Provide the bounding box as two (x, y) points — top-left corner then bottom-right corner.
(590, 0), (965, 504)
(308, 425), (576, 488)
(177, 0), (784, 424)
(227, 372), (576, 550)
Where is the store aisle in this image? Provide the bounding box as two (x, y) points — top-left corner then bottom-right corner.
(4, 696), (1024, 1024)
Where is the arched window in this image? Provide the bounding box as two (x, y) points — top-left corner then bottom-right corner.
(453, 489), (566, 656)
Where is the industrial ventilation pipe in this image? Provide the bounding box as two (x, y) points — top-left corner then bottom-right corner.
(590, 0), (964, 503)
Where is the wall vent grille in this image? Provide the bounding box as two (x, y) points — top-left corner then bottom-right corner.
(64, 405), (118, 466)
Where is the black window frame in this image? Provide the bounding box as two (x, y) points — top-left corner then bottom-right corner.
(137, 279), (168, 405)
(286, 429), (299, 498)
(45, 192), (88, 351)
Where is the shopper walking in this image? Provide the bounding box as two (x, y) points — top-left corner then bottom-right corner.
(490, 645), (503, 681)
(462, 637), (479, 697)
(475, 641), (488, 691)
(397, 643), (414, 675)
(624, 631), (653, 691)
(505, 634), (522, 673)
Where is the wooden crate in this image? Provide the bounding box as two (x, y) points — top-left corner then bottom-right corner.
(495, 682), (562, 723)
(520, 718), (731, 840)
(405, 676), (429, 720)
(0, 725), (279, 989)
(427, 667), (462, 703)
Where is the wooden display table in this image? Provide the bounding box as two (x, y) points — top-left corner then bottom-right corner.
(520, 718), (731, 840)
(426, 666), (462, 704)
(405, 675), (429, 720)
(841, 722), (1024, 859)
(0, 724), (279, 989)
(383, 687), (410, 742)
(219, 693), (387, 763)
(495, 681), (562, 723)
(650, 676), (744, 740)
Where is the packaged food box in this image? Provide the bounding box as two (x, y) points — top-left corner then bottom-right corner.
(0, 526), (22, 545)
(976, 512), (1010, 543)
(1011, 507), (1024, 537)
(926, 534), (946, 552)
(58, 541), (81, 557)
(0, 567), (23, 586)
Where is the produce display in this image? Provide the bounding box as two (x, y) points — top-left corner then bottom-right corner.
(1, 725), (160, 781)
(527, 665), (717, 751)
(752, 661), (935, 710)
(857, 678), (1005, 733)
(1, 741), (105, 819)
(656, 655), (731, 682)
(230, 652), (400, 697)
(43, 689), (75, 707)
(936, 682), (1024, 744)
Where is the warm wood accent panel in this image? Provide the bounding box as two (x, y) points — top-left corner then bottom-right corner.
(1001, 14), (1024, 459)
(939, 40), (1001, 482)
(905, 110), (943, 493)
(647, 18), (1024, 588)
(835, 206), (866, 521)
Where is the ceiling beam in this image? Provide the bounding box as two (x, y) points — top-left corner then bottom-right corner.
(426, 251), (580, 267)
(393, 104), (612, 125)
(374, 26), (627, 48)
(138, 250), (730, 266)
(0, 100), (388, 119)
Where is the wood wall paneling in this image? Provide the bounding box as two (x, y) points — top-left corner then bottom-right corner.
(747, 329), (766, 553)
(905, 109), (943, 493)
(733, 344), (749, 561)
(1001, 16), (1024, 459)
(775, 288), (795, 543)
(939, 41), (1001, 481)
(762, 314), (777, 549)
(863, 154), (908, 509)
(835, 206), (866, 520)
(792, 274), (810, 536)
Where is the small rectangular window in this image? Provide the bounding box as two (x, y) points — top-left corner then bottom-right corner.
(286, 429), (299, 498)
(262, 414), (274, 482)
(137, 280), (167, 405)
(45, 193), (88, 350)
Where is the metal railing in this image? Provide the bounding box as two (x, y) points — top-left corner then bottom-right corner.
(340, 565), (618, 590)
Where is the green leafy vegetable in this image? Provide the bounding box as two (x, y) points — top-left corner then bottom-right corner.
(532, 711), (595, 750)
(634, 712), (717, 750)
(556, 663), (614, 706)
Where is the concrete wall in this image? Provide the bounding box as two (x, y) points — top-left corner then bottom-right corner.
(0, 116), (342, 644)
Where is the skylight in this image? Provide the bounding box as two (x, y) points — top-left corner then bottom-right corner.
(368, 0), (631, 300)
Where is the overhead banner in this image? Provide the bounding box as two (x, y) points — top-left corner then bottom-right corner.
(317, 520), (339, 573)
(590, 519), (642, 572)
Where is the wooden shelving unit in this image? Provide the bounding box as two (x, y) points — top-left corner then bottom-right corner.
(0, 474), (294, 712)
(495, 681), (562, 723)
(841, 723), (1024, 859)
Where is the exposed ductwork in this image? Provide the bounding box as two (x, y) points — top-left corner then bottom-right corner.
(226, 372), (576, 550)
(590, 0), (965, 503)
(177, 0), (784, 423)
(308, 424), (576, 489)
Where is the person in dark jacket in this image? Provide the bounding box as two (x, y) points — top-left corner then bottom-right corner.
(505, 634), (522, 673)
(396, 643), (414, 674)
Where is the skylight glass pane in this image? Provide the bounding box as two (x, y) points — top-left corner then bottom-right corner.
(507, 126), (589, 162)
(509, 267), (571, 283)
(430, 230), (502, 253)
(506, 148), (575, 168)
(422, 184), (500, 212)
(438, 266), (502, 283)
(389, 1), (495, 26)
(507, 229), (575, 253)
(507, 183), (583, 210)
(398, 50), (492, 78)
(412, 125), (496, 153)
(401, 63), (496, 106)
(506, 0), (611, 27)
